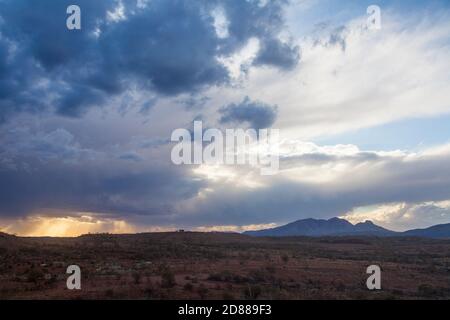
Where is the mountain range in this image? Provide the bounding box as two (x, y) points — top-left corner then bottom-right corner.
(244, 217), (450, 238)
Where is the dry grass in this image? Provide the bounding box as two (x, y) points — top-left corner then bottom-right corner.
(0, 232), (449, 299)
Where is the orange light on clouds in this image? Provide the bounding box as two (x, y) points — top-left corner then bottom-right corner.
(0, 214), (276, 237)
(0, 214), (145, 237)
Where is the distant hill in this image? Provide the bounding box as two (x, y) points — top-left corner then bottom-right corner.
(0, 232), (14, 238)
(402, 223), (450, 239)
(244, 218), (450, 238)
(244, 217), (395, 237)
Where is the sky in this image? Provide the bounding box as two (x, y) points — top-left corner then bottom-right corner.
(1, 0), (450, 236)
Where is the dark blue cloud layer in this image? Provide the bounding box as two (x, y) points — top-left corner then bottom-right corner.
(0, 0), (299, 121)
(0, 159), (204, 218)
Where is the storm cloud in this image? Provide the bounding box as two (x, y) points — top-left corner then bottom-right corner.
(0, 0), (299, 121)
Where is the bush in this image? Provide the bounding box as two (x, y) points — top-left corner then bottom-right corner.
(208, 270), (252, 284)
(105, 289), (114, 298)
(161, 269), (176, 288)
(243, 285), (262, 300)
(222, 292), (234, 300)
(183, 282), (194, 291)
(208, 270), (233, 282)
(144, 284), (155, 298)
(27, 269), (44, 283)
(197, 284), (209, 299)
(132, 272), (141, 284)
(265, 265), (276, 273)
(418, 284), (439, 298)
(248, 268), (273, 283)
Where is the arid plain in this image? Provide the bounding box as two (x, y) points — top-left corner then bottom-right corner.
(0, 232), (449, 300)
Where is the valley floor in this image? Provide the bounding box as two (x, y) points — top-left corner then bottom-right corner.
(0, 232), (449, 299)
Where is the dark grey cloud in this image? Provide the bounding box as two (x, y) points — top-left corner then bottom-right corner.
(0, 153), (204, 219)
(219, 96), (278, 129)
(0, 119), (204, 219)
(253, 37), (300, 69)
(0, 0), (298, 122)
(0, 127), (97, 164)
(118, 151), (143, 162)
(177, 95), (211, 110)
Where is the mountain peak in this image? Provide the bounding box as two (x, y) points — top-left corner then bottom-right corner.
(328, 217), (345, 222)
(244, 217), (450, 238)
(244, 217), (395, 237)
(356, 220), (375, 226)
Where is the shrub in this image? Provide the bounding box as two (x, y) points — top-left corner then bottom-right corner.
(197, 284), (209, 299)
(105, 289), (114, 298)
(418, 284), (438, 298)
(265, 265), (276, 273)
(248, 268), (273, 283)
(243, 285), (262, 300)
(222, 292), (234, 300)
(132, 272), (141, 285)
(161, 269), (176, 288)
(27, 269), (44, 283)
(144, 284), (155, 298)
(183, 282), (194, 291)
(207, 270), (233, 282)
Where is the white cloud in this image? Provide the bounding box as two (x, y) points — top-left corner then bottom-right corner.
(194, 223), (277, 233)
(341, 200), (450, 231)
(217, 10), (450, 140)
(211, 6), (230, 39)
